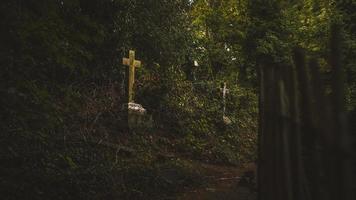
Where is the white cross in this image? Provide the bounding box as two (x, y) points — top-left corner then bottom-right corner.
(220, 82), (229, 117)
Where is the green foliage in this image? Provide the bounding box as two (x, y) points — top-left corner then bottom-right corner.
(335, 1), (356, 112)
(138, 63), (258, 164)
(3, 0), (354, 199)
(1, 0), (193, 199)
(190, 0), (248, 82)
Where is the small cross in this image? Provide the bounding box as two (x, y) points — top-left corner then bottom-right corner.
(220, 82), (229, 100)
(123, 50), (141, 103)
(220, 82), (229, 117)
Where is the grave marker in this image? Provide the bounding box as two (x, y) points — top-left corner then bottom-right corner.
(220, 82), (232, 125)
(123, 50), (141, 103)
(220, 82), (230, 117)
(121, 50), (151, 131)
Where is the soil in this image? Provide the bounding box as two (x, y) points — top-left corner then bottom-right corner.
(176, 162), (257, 200)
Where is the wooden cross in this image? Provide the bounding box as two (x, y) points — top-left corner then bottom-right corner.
(123, 50), (141, 103)
(220, 82), (229, 117)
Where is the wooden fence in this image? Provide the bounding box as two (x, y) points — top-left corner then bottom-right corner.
(258, 24), (355, 200)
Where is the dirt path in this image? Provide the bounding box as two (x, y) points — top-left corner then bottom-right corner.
(177, 163), (257, 200)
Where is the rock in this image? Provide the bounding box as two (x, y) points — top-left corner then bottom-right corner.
(122, 103), (153, 131)
(223, 116), (232, 125)
(127, 102), (146, 115)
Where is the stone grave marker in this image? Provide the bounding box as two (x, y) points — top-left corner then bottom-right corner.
(121, 50), (152, 131)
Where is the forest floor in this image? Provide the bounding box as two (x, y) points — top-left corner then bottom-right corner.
(112, 131), (257, 199)
(172, 161), (257, 200)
